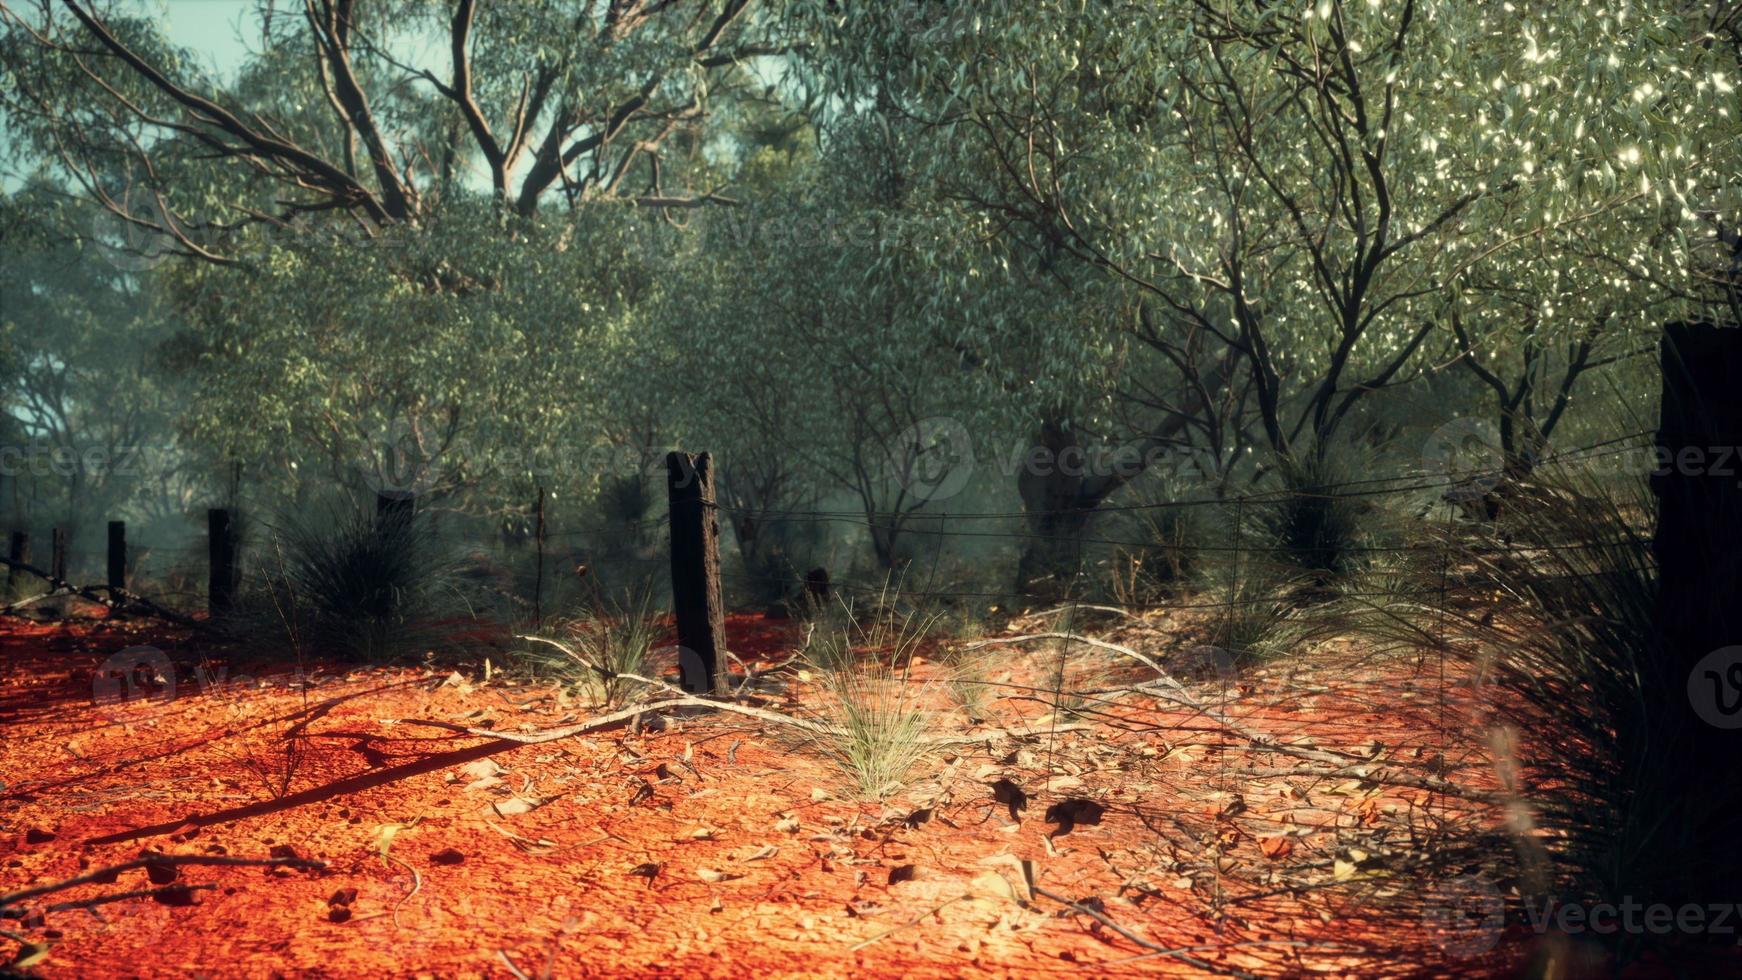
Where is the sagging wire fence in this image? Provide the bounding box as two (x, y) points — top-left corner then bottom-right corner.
(0, 429), (1663, 631)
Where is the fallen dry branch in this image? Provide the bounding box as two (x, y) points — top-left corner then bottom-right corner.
(964, 632), (1188, 695)
(1031, 885), (1253, 977)
(0, 555), (200, 628)
(970, 631), (1495, 803)
(36, 883), (216, 915)
(405, 692), (834, 743)
(407, 681), (1087, 748)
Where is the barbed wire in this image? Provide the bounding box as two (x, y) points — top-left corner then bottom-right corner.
(4, 431), (1663, 617)
(702, 432), (1657, 522)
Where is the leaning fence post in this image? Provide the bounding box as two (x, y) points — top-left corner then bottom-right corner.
(667, 451), (726, 694)
(107, 520), (127, 594)
(51, 528), (67, 583)
(6, 530), (27, 594)
(208, 507), (238, 614)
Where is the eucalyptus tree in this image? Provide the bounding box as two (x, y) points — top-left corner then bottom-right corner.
(720, 113), (1026, 572)
(1, 0), (791, 245)
(157, 200), (674, 522)
(653, 124), (831, 593)
(0, 0), (800, 522)
(798, 0), (1738, 471)
(0, 182), (188, 546)
(659, 99), (1046, 574)
(1420, 0), (1741, 506)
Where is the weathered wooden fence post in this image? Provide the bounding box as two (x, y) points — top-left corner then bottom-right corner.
(1650, 320), (1742, 905)
(667, 451), (726, 694)
(533, 485), (546, 629)
(51, 528), (67, 582)
(6, 530), (27, 594)
(107, 520), (127, 594)
(805, 567), (831, 608)
(208, 507), (239, 614)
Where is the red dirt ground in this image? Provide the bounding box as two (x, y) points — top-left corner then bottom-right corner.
(0, 610), (1715, 978)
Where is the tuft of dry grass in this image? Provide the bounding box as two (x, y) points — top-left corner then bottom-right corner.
(518, 590), (659, 709)
(794, 592), (944, 800)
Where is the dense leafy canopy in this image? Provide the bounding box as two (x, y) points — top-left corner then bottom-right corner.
(1, 0), (1736, 579)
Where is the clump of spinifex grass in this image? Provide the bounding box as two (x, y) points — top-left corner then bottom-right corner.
(255, 504), (464, 663)
(1195, 555), (1309, 662)
(518, 589), (659, 709)
(1263, 445), (1401, 585)
(1431, 464), (1742, 971)
(795, 592), (944, 800)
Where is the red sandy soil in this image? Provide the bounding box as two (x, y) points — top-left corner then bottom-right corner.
(0, 610), (1709, 978)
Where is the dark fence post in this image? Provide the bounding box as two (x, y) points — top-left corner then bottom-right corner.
(805, 567), (831, 608)
(376, 490), (415, 530)
(6, 530), (27, 593)
(533, 485), (546, 629)
(208, 507), (238, 614)
(107, 520), (127, 594)
(51, 528), (67, 583)
(667, 451), (726, 694)
(1650, 321), (1742, 905)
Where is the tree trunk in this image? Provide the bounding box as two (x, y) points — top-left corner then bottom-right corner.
(1014, 421), (1104, 598)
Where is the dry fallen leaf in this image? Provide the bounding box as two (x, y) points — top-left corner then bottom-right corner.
(489, 795), (548, 818)
(967, 870), (1022, 904)
(696, 867), (741, 883)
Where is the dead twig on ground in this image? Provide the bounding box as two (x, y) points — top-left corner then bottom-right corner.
(0, 556), (200, 628)
(404, 680), (1087, 748)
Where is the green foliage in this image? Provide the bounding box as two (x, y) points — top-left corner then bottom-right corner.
(2, 0), (1736, 591)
